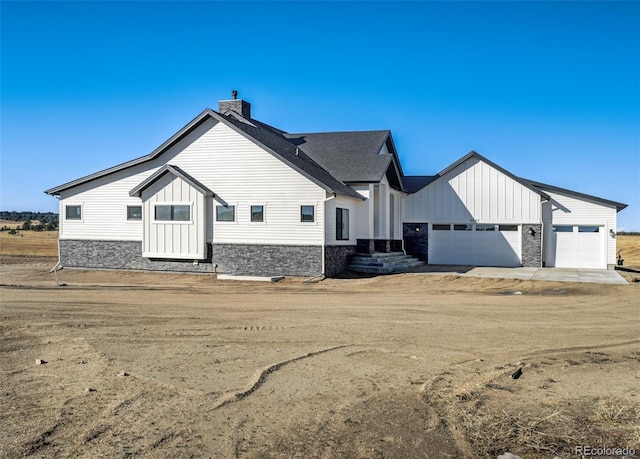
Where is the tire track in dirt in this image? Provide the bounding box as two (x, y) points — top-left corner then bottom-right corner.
(522, 338), (640, 358)
(209, 344), (351, 409)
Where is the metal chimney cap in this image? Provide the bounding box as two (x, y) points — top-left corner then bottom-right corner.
(231, 90), (238, 100)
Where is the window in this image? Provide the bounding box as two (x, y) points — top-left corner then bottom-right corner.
(250, 205), (264, 222)
(499, 224), (518, 232)
(65, 205), (81, 220)
(216, 205), (235, 222)
(553, 225), (573, 233)
(433, 224), (450, 231)
(336, 208), (349, 240)
(155, 205), (190, 221)
(127, 205), (142, 220)
(476, 224), (496, 231)
(300, 205), (315, 222)
(578, 226), (600, 233)
(454, 224), (473, 231)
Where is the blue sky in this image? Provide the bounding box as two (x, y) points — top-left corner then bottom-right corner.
(1, 1), (639, 230)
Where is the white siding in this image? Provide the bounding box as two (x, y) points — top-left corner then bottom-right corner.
(405, 157), (542, 224)
(141, 174), (206, 259)
(349, 184), (373, 239)
(324, 195), (366, 245)
(542, 189), (618, 268)
(59, 163), (161, 241)
(59, 119), (328, 246)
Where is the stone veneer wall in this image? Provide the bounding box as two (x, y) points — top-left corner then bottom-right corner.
(211, 244), (322, 276)
(59, 240), (216, 272)
(521, 224), (542, 267)
(324, 245), (357, 277)
(403, 223), (429, 261)
(60, 240), (354, 277)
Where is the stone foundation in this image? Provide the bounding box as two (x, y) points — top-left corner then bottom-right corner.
(356, 239), (403, 254)
(324, 245), (357, 277)
(521, 224), (542, 267)
(211, 244), (322, 276)
(59, 240), (325, 276)
(59, 240), (216, 272)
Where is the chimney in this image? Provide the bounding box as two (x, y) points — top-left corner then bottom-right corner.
(218, 90), (251, 118)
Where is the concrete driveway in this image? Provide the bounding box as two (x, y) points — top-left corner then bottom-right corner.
(408, 265), (629, 284)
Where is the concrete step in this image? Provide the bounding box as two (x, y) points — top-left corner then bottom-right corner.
(348, 253), (424, 274)
(355, 252), (406, 258)
(350, 255), (422, 266)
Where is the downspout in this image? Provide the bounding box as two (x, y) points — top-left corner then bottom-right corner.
(539, 220), (545, 268)
(49, 196), (64, 285)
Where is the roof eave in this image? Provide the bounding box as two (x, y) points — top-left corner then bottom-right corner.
(129, 164), (214, 198)
(45, 109), (219, 196)
(525, 179), (628, 212)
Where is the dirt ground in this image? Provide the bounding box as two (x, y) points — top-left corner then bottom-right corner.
(1, 254), (639, 459)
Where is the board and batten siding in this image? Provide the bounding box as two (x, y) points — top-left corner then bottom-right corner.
(58, 118), (328, 247)
(541, 189), (618, 267)
(405, 157), (542, 224)
(141, 173), (206, 259)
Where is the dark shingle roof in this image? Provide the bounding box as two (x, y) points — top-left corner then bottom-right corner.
(402, 175), (438, 193)
(220, 115), (364, 200)
(283, 131), (393, 183)
(45, 109), (364, 200)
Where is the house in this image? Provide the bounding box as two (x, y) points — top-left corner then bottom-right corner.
(45, 94), (627, 276)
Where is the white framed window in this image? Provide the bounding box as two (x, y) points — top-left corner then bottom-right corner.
(127, 205), (142, 220)
(250, 205), (264, 223)
(499, 224), (518, 232)
(553, 225), (573, 233)
(578, 226), (600, 233)
(433, 224), (450, 231)
(154, 204), (191, 222)
(476, 224), (496, 232)
(336, 208), (349, 240)
(300, 205), (315, 223)
(65, 205), (82, 220)
(216, 205), (235, 222)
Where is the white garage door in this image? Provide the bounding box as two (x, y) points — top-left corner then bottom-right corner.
(551, 225), (604, 269)
(429, 224), (521, 266)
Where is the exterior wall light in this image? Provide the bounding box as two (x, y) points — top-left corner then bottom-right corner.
(528, 227), (536, 236)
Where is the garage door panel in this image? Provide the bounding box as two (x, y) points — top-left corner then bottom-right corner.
(429, 224), (521, 267)
(576, 231), (602, 269)
(552, 225), (604, 269)
(554, 231), (577, 268)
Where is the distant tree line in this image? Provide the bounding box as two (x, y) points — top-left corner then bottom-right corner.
(0, 211), (59, 232)
(618, 231), (640, 236)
